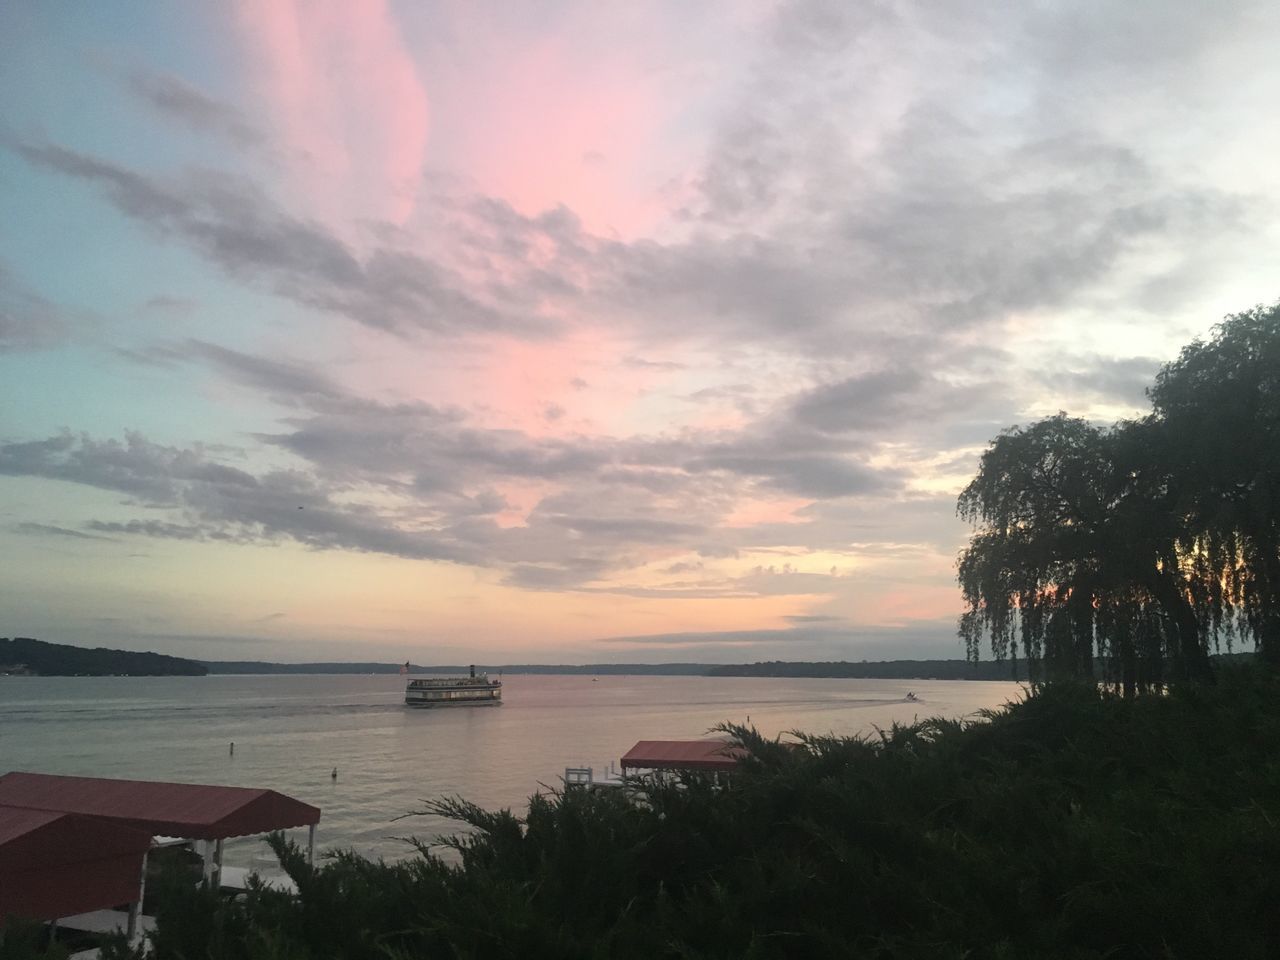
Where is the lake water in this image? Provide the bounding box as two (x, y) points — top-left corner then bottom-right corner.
(0, 673), (1020, 867)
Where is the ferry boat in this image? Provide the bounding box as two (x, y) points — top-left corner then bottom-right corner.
(405, 664), (502, 708)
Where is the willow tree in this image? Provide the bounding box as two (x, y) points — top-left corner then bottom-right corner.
(1149, 303), (1280, 666)
(957, 414), (1213, 690)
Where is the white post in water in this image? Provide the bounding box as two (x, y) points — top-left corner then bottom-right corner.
(306, 824), (316, 865)
(127, 849), (149, 942)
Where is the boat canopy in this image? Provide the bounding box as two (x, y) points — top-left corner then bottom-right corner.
(0, 772), (320, 841)
(620, 739), (746, 772)
(0, 804), (151, 924)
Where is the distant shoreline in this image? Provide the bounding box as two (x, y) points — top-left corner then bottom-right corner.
(4, 637), (1254, 679)
(201, 659), (1031, 680)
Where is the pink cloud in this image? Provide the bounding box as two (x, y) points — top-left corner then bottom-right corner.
(421, 12), (691, 240)
(866, 586), (962, 627)
(233, 0), (429, 224)
(723, 496), (813, 528)
(473, 42), (663, 237)
(473, 334), (687, 439)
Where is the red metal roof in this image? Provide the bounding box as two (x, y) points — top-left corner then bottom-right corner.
(0, 772), (320, 841)
(0, 804), (151, 924)
(620, 739), (746, 772)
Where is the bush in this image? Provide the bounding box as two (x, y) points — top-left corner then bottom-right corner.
(124, 669), (1280, 959)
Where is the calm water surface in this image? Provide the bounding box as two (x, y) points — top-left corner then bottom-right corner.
(0, 674), (1019, 865)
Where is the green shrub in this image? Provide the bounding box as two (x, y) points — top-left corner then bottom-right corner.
(125, 669), (1280, 959)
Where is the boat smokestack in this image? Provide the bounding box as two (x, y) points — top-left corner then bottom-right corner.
(470, 663), (475, 678)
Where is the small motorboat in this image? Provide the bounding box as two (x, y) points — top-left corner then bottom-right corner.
(905, 691), (920, 703)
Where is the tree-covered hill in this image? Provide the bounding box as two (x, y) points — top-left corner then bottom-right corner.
(0, 637), (207, 676)
(709, 654), (1253, 681)
(708, 658), (1032, 679)
(204, 659), (1026, 678)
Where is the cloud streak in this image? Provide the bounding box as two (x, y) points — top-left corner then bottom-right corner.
(13, 143), (528, 339)
(13, 522), (115, 542)
(125, 70), (264, 149)
(0, 263), (72, 354)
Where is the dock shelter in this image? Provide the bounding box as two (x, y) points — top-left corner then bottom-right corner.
(0, 805), (151, 933)
(0, 772), (321, 889)
(620, 739), (746, 773)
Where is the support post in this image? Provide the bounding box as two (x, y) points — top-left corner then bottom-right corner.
(127, 849), (149, 942)
(306, 824), (316, 865)
(213, 838), (224, 890)
(200, 839), (215, 887)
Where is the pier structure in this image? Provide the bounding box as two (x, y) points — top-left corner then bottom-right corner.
(619, 739), (746, 773)
(0, 805), (152, 940)
(0, 771), (320, 947)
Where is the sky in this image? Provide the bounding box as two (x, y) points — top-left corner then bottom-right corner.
(2, 1), (1278, 664)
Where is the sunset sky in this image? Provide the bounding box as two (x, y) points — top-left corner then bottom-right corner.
(2, 1), (1278, 664)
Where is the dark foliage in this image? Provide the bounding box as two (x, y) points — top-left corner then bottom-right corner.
(0, 638), (206, 676)
(1149, 303), (1280, 664)
(0, 920), (68, 960)
(959, 303), (1280, 684)
(114, 668), (1280, 959)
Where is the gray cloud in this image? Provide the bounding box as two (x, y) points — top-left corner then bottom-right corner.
(0, 394), (913, 590)
(771, 0), (896, 55)
(584, 563), (854, 602)
(5, 0), (1276, 662)
(1042, 354), (1164, 406)
(663, 560), (704, 575)
(792, 369), (927, 433)
(595, 618), (965, 658)
(598, 627), (821, 646)
(128, 339), (347, 405)
(689, 451), (899, 499)
(728, 493), (962, 557)
(0, 431), (469, 563)
(85, 519), (251, 543)
(502, 560), (610, 590)
(568, 581), (753, 601)
(0, 263), (71, 354)
(12, 142), (537, 339)
(17, 11), (1264, 381)
(736, 564), (849, 595)
(0, 432), (252, 504)
(621, 355), (685, 371)
(545, 514), (705, 541)
(125, 70), (264, 149)
(142, 295), (197, 314)
(13, 522), (115, 541)
(553, 0), (1266, 371)
(783, 367), (999, 442)
(138, 632), (281, 648)
(0, 423), (706, 582)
